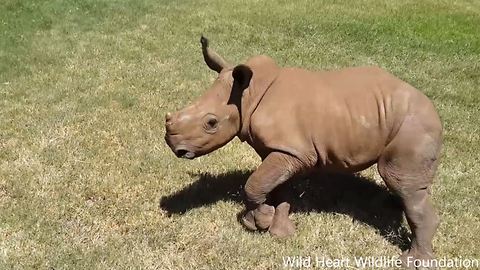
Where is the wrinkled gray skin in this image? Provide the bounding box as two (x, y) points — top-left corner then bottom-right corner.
(165, 36), (443, 270)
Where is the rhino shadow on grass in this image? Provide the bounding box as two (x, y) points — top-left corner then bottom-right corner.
(159, 169), (410, 250)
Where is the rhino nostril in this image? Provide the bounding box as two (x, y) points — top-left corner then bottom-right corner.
(174, 148), (195, 159)
(175, 149), (188, 157)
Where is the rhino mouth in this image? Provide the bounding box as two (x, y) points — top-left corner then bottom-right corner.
(165, 134), (197, 159)
(175, 148), (196, 159)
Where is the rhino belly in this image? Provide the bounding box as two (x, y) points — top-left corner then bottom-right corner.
(313, 110), (391, 173)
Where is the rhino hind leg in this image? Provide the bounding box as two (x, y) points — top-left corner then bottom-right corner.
(397, 188), (440, 270)
(377, 116), (442, 269)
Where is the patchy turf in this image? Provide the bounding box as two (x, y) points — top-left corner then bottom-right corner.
(1, 0), (479, 269)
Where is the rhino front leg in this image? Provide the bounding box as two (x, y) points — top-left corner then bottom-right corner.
(241, 151), (304, 234)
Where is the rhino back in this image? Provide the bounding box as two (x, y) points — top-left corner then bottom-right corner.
(249, 66), (415, 172)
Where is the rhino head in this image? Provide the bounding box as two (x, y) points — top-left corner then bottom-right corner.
(164, 36), (278, 159)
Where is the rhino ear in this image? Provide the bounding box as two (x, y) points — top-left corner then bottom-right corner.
(232, 64), (253, 90)
(201, 35), (230, 73)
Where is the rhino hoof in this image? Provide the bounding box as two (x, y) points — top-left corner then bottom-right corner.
(400, 250), (437, 270)
(268, 202), (295, 238)
(254, 204), (275, 230)
(241, 210), (258, 231)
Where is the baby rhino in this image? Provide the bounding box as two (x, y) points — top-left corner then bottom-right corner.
(165, 36), (442, 269)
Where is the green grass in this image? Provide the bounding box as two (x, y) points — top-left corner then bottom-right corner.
(1, 0), (479, 269)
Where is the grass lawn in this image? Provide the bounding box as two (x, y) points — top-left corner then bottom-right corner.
(1, 0), (479, 269)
